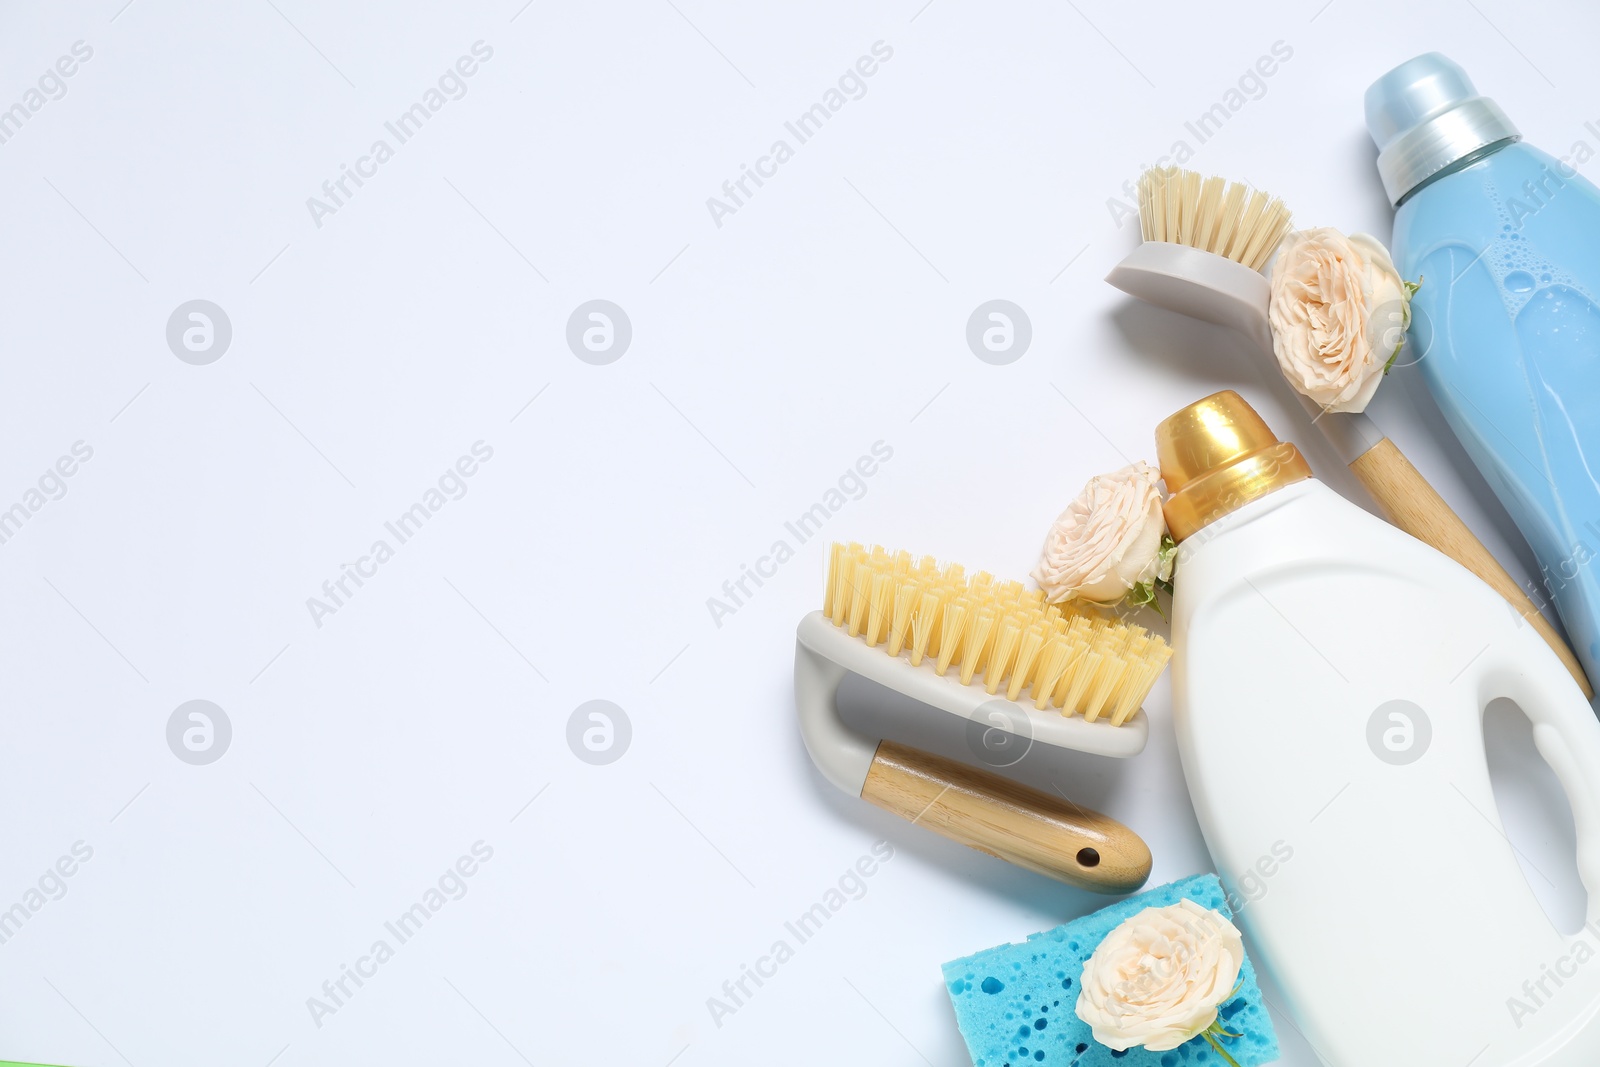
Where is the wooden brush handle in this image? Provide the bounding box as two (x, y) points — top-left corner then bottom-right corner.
(860, 739), (1152, 894)
(1349, 437), (1593, 698)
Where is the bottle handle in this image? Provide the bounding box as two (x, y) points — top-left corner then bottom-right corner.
(1481, 650), (1600, 925)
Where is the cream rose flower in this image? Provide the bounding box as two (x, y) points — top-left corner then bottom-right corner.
(1032, 462), (1170, 606)
(1267, 227), (1413, 414)
(1075, 899), (1245, 1052)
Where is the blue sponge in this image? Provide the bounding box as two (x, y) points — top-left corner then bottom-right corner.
(942, 874), (1279, 1066)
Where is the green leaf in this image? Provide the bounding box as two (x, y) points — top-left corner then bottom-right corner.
(1156, 532), (1178, 582)
(1124, 580), (1167, 621)
(1403, 275), (1423, 297)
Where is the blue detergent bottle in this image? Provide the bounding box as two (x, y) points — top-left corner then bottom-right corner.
(1368, 54), (1600, 692)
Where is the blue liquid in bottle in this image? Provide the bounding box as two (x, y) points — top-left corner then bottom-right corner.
(1371, 55), (1600, 689)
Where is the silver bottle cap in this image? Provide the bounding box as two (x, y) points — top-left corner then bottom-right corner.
(1364, 53), (1519, 206)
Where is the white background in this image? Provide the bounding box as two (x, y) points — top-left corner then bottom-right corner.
(0, 1), (1596, 1064)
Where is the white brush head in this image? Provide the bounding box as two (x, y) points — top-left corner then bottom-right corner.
(794, 610), (1148, 798)
(1107, 167), (1293, 352)
(1106, 241), (1274, 351)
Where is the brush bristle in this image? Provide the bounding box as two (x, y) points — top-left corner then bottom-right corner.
(1137, 167), (1291, 273)
(824, 543), (1172, 726)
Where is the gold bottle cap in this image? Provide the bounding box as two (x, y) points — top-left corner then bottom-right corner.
(1155, 390), (1312, 541)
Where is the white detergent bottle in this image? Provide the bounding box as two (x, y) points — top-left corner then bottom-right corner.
(1159, 390), (1600, 1066)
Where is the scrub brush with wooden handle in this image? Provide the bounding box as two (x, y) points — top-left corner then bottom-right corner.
(794, 543), (1170, 893)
